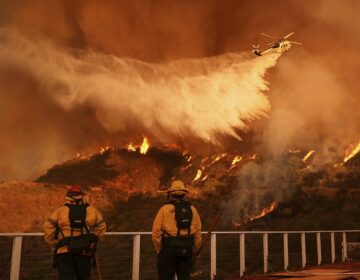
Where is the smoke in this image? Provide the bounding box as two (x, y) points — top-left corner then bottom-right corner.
(219, 0), (360, 221)
(0, 0), (359, 184)
(224, 158), (301, 224)
(262, 54), (360, 164)
(0, 53), (107, 180)
(0, 28), (279, 180)
(0, 0), (217, 60)
(231, 44), (360, 222)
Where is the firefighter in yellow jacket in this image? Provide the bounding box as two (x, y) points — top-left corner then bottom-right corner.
(152, 180), (202, 280)
(44, 185), (106, 280)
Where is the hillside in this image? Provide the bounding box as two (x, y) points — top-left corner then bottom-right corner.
(0, 146), (359, 233)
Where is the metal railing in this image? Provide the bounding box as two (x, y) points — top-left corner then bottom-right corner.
(1, 230), (359, 280)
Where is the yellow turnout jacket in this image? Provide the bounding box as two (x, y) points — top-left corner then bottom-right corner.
(44, 195), (106, 254)
(152, 200), (202, 254)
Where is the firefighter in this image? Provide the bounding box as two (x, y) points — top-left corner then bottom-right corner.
(44, 185), (106, 280)
(152, 180), (202, 280)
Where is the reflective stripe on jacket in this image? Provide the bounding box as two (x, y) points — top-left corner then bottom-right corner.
(44, 196), (106, 254)
(152, 201), (202, 254)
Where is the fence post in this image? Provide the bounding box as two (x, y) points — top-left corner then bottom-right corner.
(316, 232), (322, 266)
(210, 233), (216, 280)
(331, 232), (335, 264)
(10, 236), (22, 280)
(342, 232), (347, 261)
(132, 234), (141, 280)
(263, 233), (268, 273)
(240, 233), (245, 277)
(283, 233), (289, 271)
(301, 232), (306, 268)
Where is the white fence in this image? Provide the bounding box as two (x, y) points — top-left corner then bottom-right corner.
(1, 230), (359, 280)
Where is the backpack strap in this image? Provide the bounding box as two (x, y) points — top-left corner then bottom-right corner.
(184, 201), (192, 237)
(166, 200), (192, 237)
(65, 201), (90, 236)
(80, 202), (90, 234)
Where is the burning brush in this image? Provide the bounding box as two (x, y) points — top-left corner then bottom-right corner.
(232, 202), (278, 228)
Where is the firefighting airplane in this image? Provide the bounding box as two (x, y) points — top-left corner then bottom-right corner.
(253, 32), (301, 56)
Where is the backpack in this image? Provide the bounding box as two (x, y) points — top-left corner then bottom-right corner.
(169, 200), (193, 234)
(65, 200), (96, 255)
(163, 200), (194, 258)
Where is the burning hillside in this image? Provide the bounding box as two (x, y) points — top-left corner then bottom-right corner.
(1, 136), (358, 232)
(0, 138), (344, 229)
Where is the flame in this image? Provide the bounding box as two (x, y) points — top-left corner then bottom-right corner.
(343, 141), (360, 163)
(125, 136), (150, 154)
(126, 143), (136, 152)
(231, 156), (242, 168)
(201, 157), (209, 165)
(100, 146), (110, 154)
(212, 153), (227, 163)
(250, 202), (277, 221)
(76, 152), (80, 158)
(140, 137), (150, 154)
(303, 150), (316, 162)
(249, 154), (258, 160)
(193, 169), (202, 182)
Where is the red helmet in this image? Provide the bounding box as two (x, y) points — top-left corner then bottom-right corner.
(67, 185), (82, 195)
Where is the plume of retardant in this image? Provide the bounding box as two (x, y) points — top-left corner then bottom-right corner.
(0, 28), (279, 180)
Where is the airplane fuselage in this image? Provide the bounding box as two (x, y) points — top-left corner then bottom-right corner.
(253, 32), (300, 56)
(273, 40), (292, 52)
(254, 40), (292, 56)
